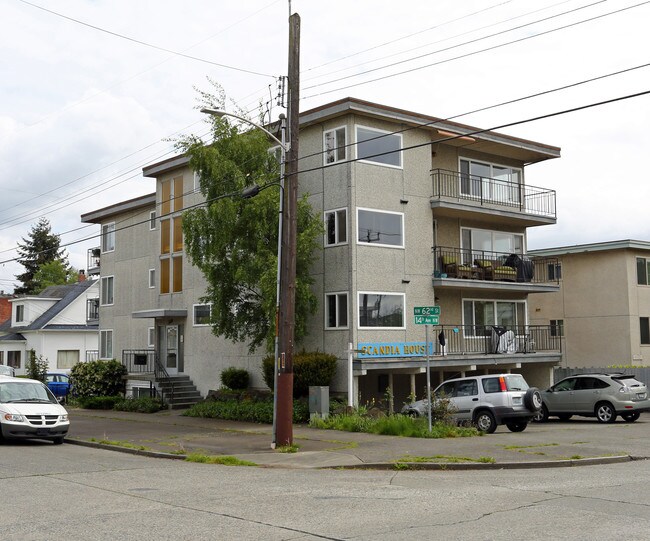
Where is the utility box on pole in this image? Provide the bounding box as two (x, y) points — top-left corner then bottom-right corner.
(309, 386), (329, 420)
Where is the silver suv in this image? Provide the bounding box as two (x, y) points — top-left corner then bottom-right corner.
(535, 373), (650, 423)
(401, 374), (542, 433)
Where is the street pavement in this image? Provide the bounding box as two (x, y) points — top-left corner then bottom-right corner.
(66, 408), (650, 469)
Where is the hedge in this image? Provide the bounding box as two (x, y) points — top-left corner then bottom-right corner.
(262, 351), (337, 397)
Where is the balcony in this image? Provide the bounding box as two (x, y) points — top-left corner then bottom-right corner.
(430, 169), (556, 226)
(432, 246), (560, 293)
(86, 298), (99, 323)
(87, 248), (101, 276)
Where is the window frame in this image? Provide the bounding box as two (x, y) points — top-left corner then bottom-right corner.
(7, 350), (21, 369)
(100, 329), (113, 360)
(325, 208), (348, 247)
(149, 211), (156, 231)
(100, 275), (114, 306)
(355, 125), (402, 169)
(56, 349), (79, 370)
(637, 257), (650, 285)
(193, 303), (212, 327)
(548, 262), (562, 281)
(461, 227), (524, 261)
(357, 291), (406, 330)
(15, 304), (24, 324)
(148, 269), (155, 289)
(462, 298), (527, 337)
(550, 319), (564, 337)
(356, 207), (404, 249)
(323, 126), (347, 165)
(325, 292), (349, 330)
(641, 317), (650, 345)
(147, 327), (155, 348)
(101, 222), (116, 253)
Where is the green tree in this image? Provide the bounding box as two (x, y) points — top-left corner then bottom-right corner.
(15, 218), (67, 294)
(177, 89), (321, 353)
(32, 260), (78, 293)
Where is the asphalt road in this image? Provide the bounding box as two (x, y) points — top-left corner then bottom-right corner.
(1, 441), (649, 540)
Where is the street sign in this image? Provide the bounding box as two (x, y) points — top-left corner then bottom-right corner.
(414, 306), (440, 316)
(414, 315), (439, 325)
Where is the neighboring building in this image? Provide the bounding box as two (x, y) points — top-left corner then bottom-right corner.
(529, 240), (650, 368)
(0, 292), (15, 325)
(81, 97), (563, 406)
(0, 280), (99, 374)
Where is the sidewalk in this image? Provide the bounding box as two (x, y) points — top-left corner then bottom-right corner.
(66, 408), (650, 469)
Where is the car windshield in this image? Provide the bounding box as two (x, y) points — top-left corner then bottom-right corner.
(0, 382), (58, 404)
(504, 375), (529, 391)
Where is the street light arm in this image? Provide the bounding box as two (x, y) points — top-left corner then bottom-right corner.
(200, 108), (289, 152)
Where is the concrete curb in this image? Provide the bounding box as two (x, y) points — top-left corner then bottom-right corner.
(67, 438), (187, 461)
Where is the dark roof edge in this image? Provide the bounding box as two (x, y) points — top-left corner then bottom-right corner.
(81, 193), (156, 223)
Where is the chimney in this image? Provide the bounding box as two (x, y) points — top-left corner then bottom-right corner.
(78, 270), (86, 282)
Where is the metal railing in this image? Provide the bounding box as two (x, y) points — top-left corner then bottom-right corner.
(121, 349), (174, 404)
(435, 325), (562, 355)
(85, 350), (99, 362)
(431, 169), (556, 219)
(433, 246), (560, 284)
(87, 248), (100, 275)
(86, 298), (99, 322)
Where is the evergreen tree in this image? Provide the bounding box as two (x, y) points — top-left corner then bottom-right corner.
(15, 218), (67, 294)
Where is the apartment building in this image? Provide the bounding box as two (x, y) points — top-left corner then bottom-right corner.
(81, 97), (563, 405)
(528, 240), (650, 368)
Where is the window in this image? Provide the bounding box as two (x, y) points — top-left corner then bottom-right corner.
(7, 351), (21, 369)
(459, 158), (521, 202)
(149, 211), (156, 230)
(358, 292), (405, 329)
(160, 259), (170, 294)
(100, 276), (114, 306)
(161, 180), (171, 215)
(149, 269), (155, 289)
(356, 126), (402, 168)
(324, 127), (346, 164)
(173, 217), (183, 252)
(15, 304), (24, 323)
(548, 262), (562, 280)
(161, 219), (171, 254)
(57, 350), (79, 370)
(101, 222), (115, 252)
(641, 317), (650, 344)
(325, 293), (348, 329)
(100, 330), (113, 359)
(325, 209), (347, 246)
(637, 258), (650, 285)
(357, 208), (404, 248)
(194, 304), (212, 326)
(461, 228), (524, 261)
(463, 299), (526, 336)
(173, 176), (183, 212)
(172, 256), (183, 293)
(87, 298), (99, 321)
(550, 319), (564, 337)
(148, 327), (155, 347)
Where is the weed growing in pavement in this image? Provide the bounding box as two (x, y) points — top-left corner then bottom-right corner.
(396, 455), (495, 464)
(185, 453), (257, 466)
(276, 444), (300, 453)
(90, 438), (149, 451)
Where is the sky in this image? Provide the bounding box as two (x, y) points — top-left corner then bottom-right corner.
(1, 0), (649, 293)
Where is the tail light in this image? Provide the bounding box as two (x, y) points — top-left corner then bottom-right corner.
(499, 376), (507, 392)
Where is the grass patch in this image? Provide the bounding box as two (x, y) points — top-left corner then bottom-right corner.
(503, 443), (559, 450)
(276, 444), (300, 453)
(310, 412), (480, 439)
(185, 453), (257, 466)
(90, 438), (150, 451)
(397, 455), (495, 464)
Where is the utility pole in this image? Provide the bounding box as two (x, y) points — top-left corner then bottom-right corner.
(275, 11), (300, 447)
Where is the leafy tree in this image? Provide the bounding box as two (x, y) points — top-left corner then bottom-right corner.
(32, 260), (79, 293)
(15, 218), (67, 294)
(26, 349), (48, 382)
(177, 87), (321, 353)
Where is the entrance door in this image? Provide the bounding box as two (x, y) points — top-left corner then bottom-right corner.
(157, 324), (178, 375)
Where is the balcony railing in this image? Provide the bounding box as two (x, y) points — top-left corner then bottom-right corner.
(435, 325), (562, 355)
(431, 169), (556, 220)
(85, 350), (99, 362)
(122, 349), (174, 404)
(433, 246), (560, 284)
(86, 298), (99, 322)
(87, 247), (100, 275)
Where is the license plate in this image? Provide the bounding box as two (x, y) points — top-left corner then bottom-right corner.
(36, 429), (50, 436)
(512, 397), (522, 404)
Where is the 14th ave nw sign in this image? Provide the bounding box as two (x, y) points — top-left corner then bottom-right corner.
(414, 306), (440, 325)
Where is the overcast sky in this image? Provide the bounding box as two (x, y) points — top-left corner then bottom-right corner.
(1, 0), (649, 292)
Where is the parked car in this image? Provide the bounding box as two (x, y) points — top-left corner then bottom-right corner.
(533, 373), (650, 423)
(0, 375), (70, 444)
(0, 365), (15, 377)
(401, 373), (542, 434)
(46, 372), (72, 402)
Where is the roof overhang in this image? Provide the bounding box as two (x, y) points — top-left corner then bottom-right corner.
(529, 239), (650, 257)
(132, 309), (188, 319)
(81, 193), (156, 224)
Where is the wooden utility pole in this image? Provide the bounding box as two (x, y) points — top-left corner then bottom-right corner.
(276, 11), (300, 447)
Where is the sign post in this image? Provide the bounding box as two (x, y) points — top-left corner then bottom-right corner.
(414, 306), (440, 432)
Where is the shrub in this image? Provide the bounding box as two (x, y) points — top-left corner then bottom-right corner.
(70, 360), (127, 398)
(184, 396), (309, 424)
(220, 367), (250, 390)
(76, 396), (122, 410)
(262, 351), (338, 397)
(114, 397), (165, 413)
(26, 349), (48, 383)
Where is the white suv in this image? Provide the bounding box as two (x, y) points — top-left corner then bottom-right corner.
(402, 374), (542, 433)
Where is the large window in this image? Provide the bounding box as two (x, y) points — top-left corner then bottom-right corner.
(101, 222), (115, 252)
(461, 227), (523, 261)
(100, 276), (114, 306)
(325, 208), (347, 246)
(463, 299), (526, 336)
(324, 127), (347, 164)
(460, 158), (521, 202)
(357, 208), (404, 248)
(358, 292), (405, 329)
(100, 330), (113, 359)
(57, 350), (79, 370)
(641, 317), (650, 345)
(356, 126), (402, 168)
(7, 351), (21, 369)
(325, 293), (348, 329)
(637, 258), (650, 285)
(194, 304), (212, 326)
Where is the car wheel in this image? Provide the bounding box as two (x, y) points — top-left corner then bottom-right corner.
(595, 402), (617, 423)
(52, 436), (65, 445)
(474, 410), (497, 434)
(524, 388), (543, 412)
(621, 412), (640, 422)
(532, 404), (549, 423)
(506, 421), (528, 432)
(557, 414), (573, 421)
(405, 410), (419, 418)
